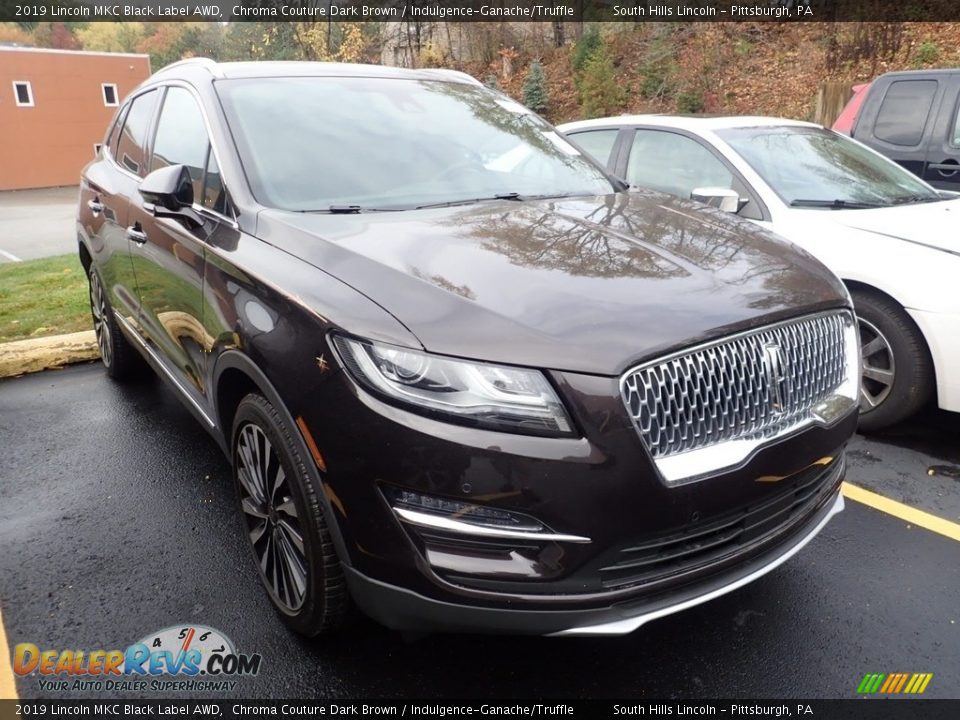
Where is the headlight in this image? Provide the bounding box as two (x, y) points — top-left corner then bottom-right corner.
(331, 335), (574, 437)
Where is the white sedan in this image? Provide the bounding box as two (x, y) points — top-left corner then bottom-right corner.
(559, 115), (960, 430)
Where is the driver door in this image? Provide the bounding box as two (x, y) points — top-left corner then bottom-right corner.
(127, 85), (217, 405)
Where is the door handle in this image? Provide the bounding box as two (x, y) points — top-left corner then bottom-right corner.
(87, 198), (104, 215)
(929, 162), (958, 175)
(126, 224), (148, 244)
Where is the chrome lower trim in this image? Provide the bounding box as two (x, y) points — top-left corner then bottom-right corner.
(393, 507), (592, 544)
(548, 492), (844, 636)
(113, 310), (216, 428)
(653, 400), (856, 485)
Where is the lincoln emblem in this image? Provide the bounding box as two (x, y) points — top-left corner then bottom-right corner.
(763, 343), (791, 413)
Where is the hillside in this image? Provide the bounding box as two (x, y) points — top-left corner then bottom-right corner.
(467, 22), (960, 125)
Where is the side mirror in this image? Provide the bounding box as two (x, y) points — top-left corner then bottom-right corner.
(691, 187), (742, 214)
(139, 165), (201, 229)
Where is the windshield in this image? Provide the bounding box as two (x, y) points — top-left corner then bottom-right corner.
(216, 76), (615, 212)
(716, 127), (941, 208)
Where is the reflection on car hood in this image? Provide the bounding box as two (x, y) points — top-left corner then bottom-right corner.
(259, 192), (846, 374)
(827, 198), (960, 255)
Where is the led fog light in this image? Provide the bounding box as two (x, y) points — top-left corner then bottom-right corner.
(383, 487), (590, 544)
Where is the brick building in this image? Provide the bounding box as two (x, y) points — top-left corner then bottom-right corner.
(0, 46), (151, 191)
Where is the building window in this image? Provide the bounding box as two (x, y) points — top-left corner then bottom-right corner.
(13, 81), (33, 107)
(102, 83), (119, 107)
(94, 143), (103, 156)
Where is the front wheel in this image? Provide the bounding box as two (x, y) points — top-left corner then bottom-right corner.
(851, 289), (934, 432)
(232, 393), (350, 636)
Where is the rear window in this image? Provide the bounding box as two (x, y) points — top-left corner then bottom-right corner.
(952, 99), (960, 148)
(874, 80), (937, 147)
(115, 90), (159, 177)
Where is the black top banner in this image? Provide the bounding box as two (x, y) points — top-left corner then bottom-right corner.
(3, 701), (960, 720)
(3, 0), (960, 23)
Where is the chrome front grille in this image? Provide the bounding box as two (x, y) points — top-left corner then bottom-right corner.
(621, 311), (857, 483)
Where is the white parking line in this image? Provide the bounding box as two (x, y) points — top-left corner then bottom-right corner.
(0, 249), (22, 262)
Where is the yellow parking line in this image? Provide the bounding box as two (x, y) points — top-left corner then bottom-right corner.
(842, 482), (960, 543)
(0, 606), (17, 700)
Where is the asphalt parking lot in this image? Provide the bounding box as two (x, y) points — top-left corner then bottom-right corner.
(0, 363), (958, 700)
(0, 187), (77, 263)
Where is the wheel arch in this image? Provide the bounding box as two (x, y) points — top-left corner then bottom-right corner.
(77, 236), (93, 274)
(842, 277), (938, 411)
(842, 280), (933, 352)
(211, 349), (354, 568)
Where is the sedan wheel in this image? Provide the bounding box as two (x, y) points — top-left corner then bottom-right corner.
(850, 289), (934, 432)
(858, 317), (895, 411)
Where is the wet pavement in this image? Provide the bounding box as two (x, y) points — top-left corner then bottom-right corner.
(1, 363), (958, 699)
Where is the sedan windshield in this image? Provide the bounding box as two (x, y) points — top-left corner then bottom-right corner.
(716, 127), (941, 208)
(216, 76), (615, 212)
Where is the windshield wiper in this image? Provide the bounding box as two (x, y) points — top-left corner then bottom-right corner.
(415, 193), (524, 210)
(889, 194), (942, 205)
(301, 205), (396, 214)
(415, 192), (589, 210)
(789, 199), (888, 210)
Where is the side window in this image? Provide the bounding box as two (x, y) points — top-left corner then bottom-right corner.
(202, 151), (227, 214)
(874, 80), (937, 147)
(105, 103), (129, 158)
(115, 90), (159, 177)
(151, 87), (210, 203)
(626, 130), (734, 199)
(567, 129), (619, 167)
(952, 99), (960, 148)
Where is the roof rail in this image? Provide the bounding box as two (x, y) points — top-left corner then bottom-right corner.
(155, 57), (222, 78)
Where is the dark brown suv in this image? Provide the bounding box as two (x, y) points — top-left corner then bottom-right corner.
(78, 59), (859, 636)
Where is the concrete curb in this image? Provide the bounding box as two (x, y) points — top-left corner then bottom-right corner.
(0, 330), (99, 379)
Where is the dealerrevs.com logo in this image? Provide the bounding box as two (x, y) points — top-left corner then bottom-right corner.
(14, 624), (262, 692)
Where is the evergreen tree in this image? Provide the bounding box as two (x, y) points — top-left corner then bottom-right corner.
(522, 61), (549, 114)
(580, 46), (624, 119)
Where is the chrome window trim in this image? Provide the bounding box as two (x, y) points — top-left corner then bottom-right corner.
(620, 310), (859, 485)
(104, 81), (240, 228)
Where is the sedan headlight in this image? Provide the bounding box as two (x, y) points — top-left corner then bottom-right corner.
(332, 336), (574, 436)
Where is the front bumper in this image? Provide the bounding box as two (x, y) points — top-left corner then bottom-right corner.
(344, 491), (844, 636)
(289, 347), (857, 634)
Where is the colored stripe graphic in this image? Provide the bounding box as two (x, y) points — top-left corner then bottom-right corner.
(858, 672), (933, 694)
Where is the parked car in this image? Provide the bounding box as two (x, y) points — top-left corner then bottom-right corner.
(79, 61), (859, 637)
(833, 69), (960, 192)
(560, 115), (960, 430)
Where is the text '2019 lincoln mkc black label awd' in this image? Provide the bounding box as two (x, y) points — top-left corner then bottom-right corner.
(77, 59), (860, 636)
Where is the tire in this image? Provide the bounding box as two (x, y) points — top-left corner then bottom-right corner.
(851, 289), (934, 432)
(88, 266), (143, 380)
(231, 393), (349, 636)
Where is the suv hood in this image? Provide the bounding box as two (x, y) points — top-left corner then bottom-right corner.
(259, 192), (845, 375)
(828, 198), (960, 255)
